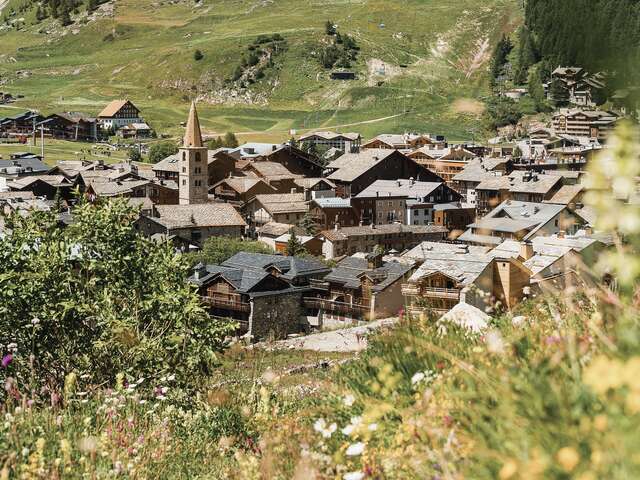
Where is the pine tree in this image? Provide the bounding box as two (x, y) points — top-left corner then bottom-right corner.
(527, 67), (547, 112)
(549, 78), (570, 107)
(286, 230), (305, 257)
(297, 213), (317, 236)
(223, 132), (239, 148)
(59, 6), (72, 26)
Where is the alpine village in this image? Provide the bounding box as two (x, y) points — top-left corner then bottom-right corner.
(0, 0), (640, 478)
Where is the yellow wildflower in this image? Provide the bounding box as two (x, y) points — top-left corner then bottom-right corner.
(499, 459), (518, 479)
(582, 356), (625, 394)
(593, 414), (608, 432)
(625, 391), (640, 414)
(557, 447), (580, 472)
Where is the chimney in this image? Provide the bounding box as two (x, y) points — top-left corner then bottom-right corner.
(519, 241), (534, 261)
(334, 222), (340, 231)
(193, 262), (207, 280)
(367, 252), (383, 269)
(558, 230), (566, 238)
(370, 223), (376, 229)
(409, 177), (415, 185)
(291, 188), (296, 194)
(585, 225), (593, 234)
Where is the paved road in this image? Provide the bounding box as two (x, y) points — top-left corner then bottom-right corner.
(260, 318), (398, 353)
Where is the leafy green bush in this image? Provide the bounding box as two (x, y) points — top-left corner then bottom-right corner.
(148, 141), (178, 163)
(0, 199), (233, 395)
(188, 236), (272, 266)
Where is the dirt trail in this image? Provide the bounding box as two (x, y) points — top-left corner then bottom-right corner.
(206, 112), (406, 137)
(257, 318), (398, 353)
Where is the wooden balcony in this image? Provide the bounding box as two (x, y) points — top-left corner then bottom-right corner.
(309, 278), (330, 291)
(303, 297), (370, 317)
(402, 284), (460, 300)
(421, 287), (460, 300)
(202, 296), (251, 312)
(402, 284), (420, 296)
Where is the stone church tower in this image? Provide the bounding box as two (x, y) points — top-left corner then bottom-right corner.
(178, 102), (208, 205)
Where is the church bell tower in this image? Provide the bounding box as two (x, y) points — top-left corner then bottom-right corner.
(178, 102), (208, 205)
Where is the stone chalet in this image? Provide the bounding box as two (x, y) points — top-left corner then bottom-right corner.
(451, 157), (512, 206)
(320, 223), (449, 259)
(138, 203), (246, 246)
(309, 197), (359, 230)
(241, 160), (302, 194)
(97, 100), (143, 131)
(86, 178), (178, 205)
(361, 133), (446, 151)
(245, 192), (308, 227)
(490, 234), (605, 292)
(8, 175), (78, 200)
(402, 242), (531, 315)
(211, 177), (276, 206)
(298, 131), (362, 153)
(305, 252), (415, 323)
(352, 179), (461, 226)
(552, 108), (619, 141)
(458, 200), (585, 247)
(189, 252), (330, 340)
(326, 149), (442, 197)
(474, 170), (565, 216)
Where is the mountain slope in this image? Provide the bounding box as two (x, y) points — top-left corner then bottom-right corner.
(0, 0), (521, 141)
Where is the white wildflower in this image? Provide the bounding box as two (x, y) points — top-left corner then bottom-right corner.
(368, 423), (378, 431)
(511, 315), (527, 328)
(346, 442), (365, 456)
(343, 394), (355, 407)
(486, 329), (505, 354)
(341, 416), (362, 436)
(344, 472), (365, 480)
(411, 372), (425, 385)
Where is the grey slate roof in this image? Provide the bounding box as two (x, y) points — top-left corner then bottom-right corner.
(354, 179), (442, 199)
(312, 197), (351, 208)
(326, 149), (395, 182)
(0, 158), (49, 175)
(150, 203), (246, 229)
(222, 252), (330, 282)
(325, 255), (414, 292)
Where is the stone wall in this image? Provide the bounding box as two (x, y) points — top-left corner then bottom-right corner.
(249, 290), (304, 341)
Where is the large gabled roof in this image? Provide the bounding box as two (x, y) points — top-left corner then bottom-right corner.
(325, 255), (414, 292)
(150, 203), (246, 229)
(223, 252), (330, 281)
(354, 179), (443, 199)
(98, 99), (139, 118)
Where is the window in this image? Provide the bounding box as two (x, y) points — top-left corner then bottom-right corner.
(182, 152), (186, 162)
(182, 167), (186, 173)
(182, 179), (186, 186)
(195, 167), (201, 174)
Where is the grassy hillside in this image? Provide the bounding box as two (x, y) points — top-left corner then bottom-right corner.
(0, 0), (521, 142)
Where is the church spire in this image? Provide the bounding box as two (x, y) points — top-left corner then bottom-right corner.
(183, 101), (203, 148)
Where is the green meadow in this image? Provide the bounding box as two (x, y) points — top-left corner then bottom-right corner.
(0, 0), (520, 143)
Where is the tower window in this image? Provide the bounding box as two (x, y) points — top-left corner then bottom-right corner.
(182, 152), (186, 162)
(195, 152), (202, 162)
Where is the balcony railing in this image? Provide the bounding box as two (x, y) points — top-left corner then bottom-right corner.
(309, 279), (330, 291)
(421, 287), (460, 299)
(303, 297), (370, 316)
(401, 284), (460, 300)
(202, 296), (251, 312)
